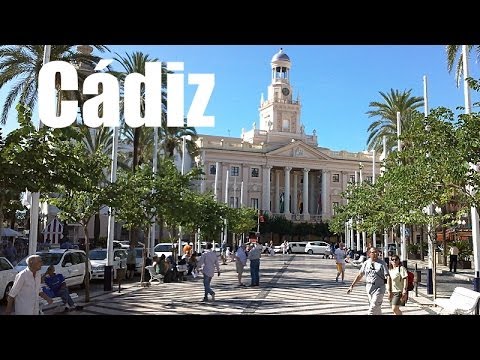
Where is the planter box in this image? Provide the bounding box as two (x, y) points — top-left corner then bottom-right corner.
(408, 253), (421, 260)
(458, 260), (472, 269)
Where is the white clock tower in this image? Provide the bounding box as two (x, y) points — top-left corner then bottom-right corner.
(259, 48), (302, 135)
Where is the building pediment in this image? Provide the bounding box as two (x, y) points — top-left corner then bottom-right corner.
(267, 141), (331, 160)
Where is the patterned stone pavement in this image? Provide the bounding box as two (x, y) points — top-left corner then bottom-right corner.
(64, 254), (440, 316)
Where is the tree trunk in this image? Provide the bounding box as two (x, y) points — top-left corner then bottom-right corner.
(83, 224), (90, 303)
(420, 226), (424, 259)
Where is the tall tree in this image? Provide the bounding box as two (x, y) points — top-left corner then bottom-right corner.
(446, 45), (480, 86)
(113, 52), (166, 171)
(366, 89), (424, 152)
(0, 45), (108, 124)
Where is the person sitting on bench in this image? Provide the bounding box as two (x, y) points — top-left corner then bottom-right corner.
(43, 265), (83, 312)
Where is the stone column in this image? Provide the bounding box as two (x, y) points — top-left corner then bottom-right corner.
(275, 170), (280, 213)
(321, 169), (330, 219)
(303, 168), (310, 220)
(214, 162), (222, 201)
(309, 171), (315, 214)
(292, 171), (298, 214)
(262, 166), (272, 212)
(284, 167), (291, 215)
(241, 163), (249, 207)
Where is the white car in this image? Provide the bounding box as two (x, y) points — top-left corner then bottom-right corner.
(0, 257), (17, 302)
(154, 243), (173, 259)
(15, 249), (91, 288)
(305, 241), (331, 257)
(89, 248), (128, 280)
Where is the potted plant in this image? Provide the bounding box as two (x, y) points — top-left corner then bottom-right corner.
(407, 243), (421, 260)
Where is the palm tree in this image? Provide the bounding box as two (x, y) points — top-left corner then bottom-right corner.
(366, 89), (424, 152)
(446, 45), (480, 87)
(161, 122), (198, 160)
(113, 51), (165, 171)
(0, 45), (108, 125)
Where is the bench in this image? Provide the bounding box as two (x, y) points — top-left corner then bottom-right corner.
(39, 293), (79, 314)
(434, 287), (480, 315)
(145, 265), (164, 284)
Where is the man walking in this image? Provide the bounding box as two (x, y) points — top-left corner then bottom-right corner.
(197, 242), (220, 302)
(5, 255), (53, 315)
(334, 242), (347, 283)
(248, 242), (262, 286)
(234, 243), (248, 286)
(347, 247), (389, 315)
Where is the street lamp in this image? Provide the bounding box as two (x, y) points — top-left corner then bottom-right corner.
(178, 134), (192, 261)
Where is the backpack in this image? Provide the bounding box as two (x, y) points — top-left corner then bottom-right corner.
(406, 270), (415, 291)
(400, 265), (415, 291)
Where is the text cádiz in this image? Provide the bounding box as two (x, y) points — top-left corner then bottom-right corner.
(38, 61), (215, 129)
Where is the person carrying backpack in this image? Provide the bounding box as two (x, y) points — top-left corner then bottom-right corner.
(387, 255), (408, 315)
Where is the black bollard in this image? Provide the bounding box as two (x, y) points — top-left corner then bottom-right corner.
(426, 268), (433, 294)
(104, 265), (113, 291)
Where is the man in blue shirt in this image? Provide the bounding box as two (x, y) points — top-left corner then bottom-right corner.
(43, 265), (82, 312)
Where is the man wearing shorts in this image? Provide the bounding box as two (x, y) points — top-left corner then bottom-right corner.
(334, 242), (347, 283)
(234, 243), (248, 286)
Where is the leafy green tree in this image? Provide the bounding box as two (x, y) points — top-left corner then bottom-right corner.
(226, 206), (257, 240)
(48, 144), (111, 302)
(181, 191), (228, 242)
(366, 89), (423, 152)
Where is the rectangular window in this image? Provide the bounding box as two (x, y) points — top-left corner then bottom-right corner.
(209, 164), (216, 175)
(231, 166), (239, 176)
(230, 196), (239, 208)
(332, 202), (339, 215)
(349, 175), (355, 183)
(251, 198), (259, 210)
(332, 173), (340, 182)
(251, 167), (259, 177)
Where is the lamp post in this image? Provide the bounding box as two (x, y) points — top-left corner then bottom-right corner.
(178, 134), (191, 261)
(461, 45), (480, 292)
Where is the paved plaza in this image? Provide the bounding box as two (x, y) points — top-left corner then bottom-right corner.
(56, 254), (463, 316)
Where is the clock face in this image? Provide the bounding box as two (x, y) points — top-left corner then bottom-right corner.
(282, 87), (290, 96)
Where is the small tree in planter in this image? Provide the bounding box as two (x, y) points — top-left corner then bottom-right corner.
(451, 241), (473, 269)
(407, 243), (421, 260)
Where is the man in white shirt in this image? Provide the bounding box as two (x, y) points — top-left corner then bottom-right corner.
(5, 255), (53, 315)
(197, 242), (220, 302)
(449, 245), (459, 273)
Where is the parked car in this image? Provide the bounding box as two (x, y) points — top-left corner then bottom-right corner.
(154, 243), (173, 259)
(0, 257), (17, 302)
(89, 248), (128, 280)
(134, 247), (146, 274)
(289, 241), (308, 254)
(305, 241), (331, 257)
(15, 249), (91, 288)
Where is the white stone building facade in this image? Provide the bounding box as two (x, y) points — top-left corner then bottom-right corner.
(195, 49), (377, 223)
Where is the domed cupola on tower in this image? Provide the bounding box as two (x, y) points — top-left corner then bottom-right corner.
(259, 48), (301, 137)
(271, 48), (291, 85)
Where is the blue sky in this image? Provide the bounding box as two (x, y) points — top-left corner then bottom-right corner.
(1, 45), (478, 152)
